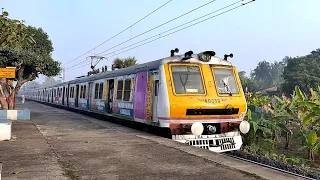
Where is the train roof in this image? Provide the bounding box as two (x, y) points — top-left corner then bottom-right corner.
(30, 51), (234, 90)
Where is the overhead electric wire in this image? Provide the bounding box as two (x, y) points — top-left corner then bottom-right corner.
(63, 0), (173, 65)
(67, 0), (255, 71)
(66, 0), (219, 69)
(98, 0), (241, 57)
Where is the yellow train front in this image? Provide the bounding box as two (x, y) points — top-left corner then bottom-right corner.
(157, 50), (250, 152)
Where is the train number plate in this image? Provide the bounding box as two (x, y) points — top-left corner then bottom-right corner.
(199, 98), (221, 104)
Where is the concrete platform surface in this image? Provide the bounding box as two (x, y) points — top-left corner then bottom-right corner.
(0, 101), (303, 180)
(0, 120), (66, 180)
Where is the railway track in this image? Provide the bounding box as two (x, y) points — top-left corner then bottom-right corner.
(222, 151), (319, 180)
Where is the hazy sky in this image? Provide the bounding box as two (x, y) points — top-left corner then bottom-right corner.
(2, 0), (320, 82)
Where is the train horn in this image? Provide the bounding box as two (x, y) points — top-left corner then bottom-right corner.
(224, 53), (233, 61)
(170, 48), (179, 57)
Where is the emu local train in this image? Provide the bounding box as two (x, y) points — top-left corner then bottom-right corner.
(25, 49), (250, 153)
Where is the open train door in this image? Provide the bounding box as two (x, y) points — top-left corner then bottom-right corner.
(88, 82), (93, 110)
(152, 72), (159, 123)
(62, 87), (65, 105)
(75, 85), (79, 108)
(107, 79), (114, 114)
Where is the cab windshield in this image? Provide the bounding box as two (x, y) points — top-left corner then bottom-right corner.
(171, 65), (204, 94)
(213, 68), (239, 94)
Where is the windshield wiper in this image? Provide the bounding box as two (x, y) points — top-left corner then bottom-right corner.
(222, 80), (232, 96)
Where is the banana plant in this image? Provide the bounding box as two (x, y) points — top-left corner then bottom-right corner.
(243, 108), (289, 150)
(244, 86), (320, 161)
(293, 86), (320, 161)
(299, 130), (320, 161)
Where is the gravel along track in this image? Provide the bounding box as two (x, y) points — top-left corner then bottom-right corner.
(223, 151), (320, 180)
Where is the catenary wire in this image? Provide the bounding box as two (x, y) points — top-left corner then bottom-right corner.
(65, 0), (220, 68)
(67, 0), (254, 71)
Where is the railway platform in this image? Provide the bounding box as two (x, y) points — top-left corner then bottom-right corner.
(0, 101), (304, 180)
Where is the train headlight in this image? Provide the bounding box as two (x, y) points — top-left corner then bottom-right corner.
(198, 51), (216, 62)
(239, 120), (250, 134)
(191, 122), (204, 136)
(200, 54), (211, 62)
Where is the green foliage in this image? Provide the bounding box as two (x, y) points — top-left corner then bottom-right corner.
(123, 57), (137, 67)
(244, 85), (320, 163)
(251, 60), (285, 89)
(282, 49), (320, 95)
(25, 26), (53, 54)
(238, 71), (260, 93)
(0, 9), (61, 109)
(0, 9), (35, 48)
(42, 77), (62, 87)
(252, 61), (273, 88)
(264, 152), (307, 166)
(246, 92), (272, 107)
(113, 56), (137, 68)
(238, 59), (285, 94)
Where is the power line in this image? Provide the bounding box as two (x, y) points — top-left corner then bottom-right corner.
(67, 0), (256, 72)
(65, 0), (220, 69)
(97, 0), (220, 56)
(99, 0), (242, 58)
(63, 0), (173, 65)
(67, 0), (252, 71)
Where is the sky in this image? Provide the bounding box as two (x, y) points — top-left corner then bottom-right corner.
(2, 0), (320, 83)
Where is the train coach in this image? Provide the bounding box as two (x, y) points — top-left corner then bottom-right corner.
(24, 49), (250, 153)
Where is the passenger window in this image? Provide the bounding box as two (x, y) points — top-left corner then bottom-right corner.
(80, 86), (83, 99)
(123, 79), (131, 101)
(99, 83), (103, 99)
(154, 80), (159, 96)
(83, 85), (87, 99)
(94, 83), (99, 99)
(116, 80), (123, 100)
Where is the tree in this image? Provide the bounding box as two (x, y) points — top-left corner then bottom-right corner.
(0, 9), (34, 48)
(123, 57), (137, 67)
(252, 61), (273, 89)
(19, 81), (41, 96)
(281, 49), (320, 95)
(112, 56), (137, 69)
(42, 77), (62, 87)
(270, 60), (285, 86)
(0, 9), (61, 109)
(113, 57), (124, 68)
(238, 71), (259, 93)
(238, 71), (246, 84)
